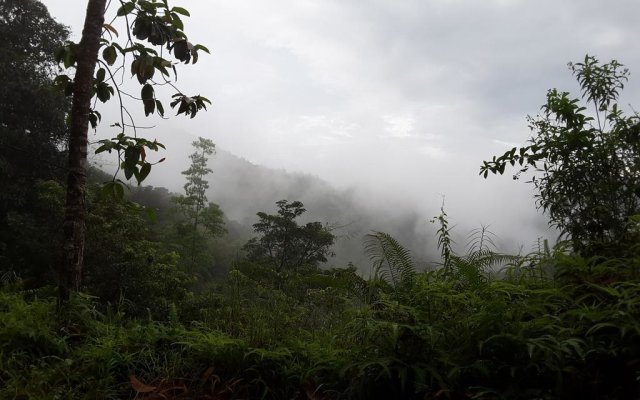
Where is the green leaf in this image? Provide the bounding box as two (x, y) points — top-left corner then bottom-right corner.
(586, 322), (620, 336)
(194, 44), (210, 54)
(130, 58), (140, 77)
(143, 98), (155, 116)
(132, 56), (155, 84)
(103, 45), (117, 65)
(96, 82), (112, 102)
(124, 145), (140, 169)
(101, 182), (113, 197)
(141, 84), (154, 100)
(170, 14), (184, 31)
(171, 6), (190, 16)
(63, 49), (75, 68)
(96, 68), (105, 83)
(116, 2), (136, 16)
(138, 162), (151, 183)
(124, 165), (134, 180)
(155, 100), (165, 116)
(95, 142), (113, 154)
(143, 63), (155, 83)
(140, 83), (156, 116)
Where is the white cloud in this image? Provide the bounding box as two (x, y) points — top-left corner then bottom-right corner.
(492, 139), (521, 149)
(266, 114), (358, 147)
(416, 145), (448, 160)
(594, 27), (626, 48)
(381, 114), (416, 138)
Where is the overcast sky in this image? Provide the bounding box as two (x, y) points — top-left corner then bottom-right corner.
(41, 0), (640, 250)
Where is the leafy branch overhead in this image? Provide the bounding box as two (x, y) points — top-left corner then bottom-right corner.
(54, 0), (211, 187)
(94, 133), (165, 184)
(55, 0), (211, 299)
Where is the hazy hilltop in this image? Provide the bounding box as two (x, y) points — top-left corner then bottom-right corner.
(209, 149), (439, 269)
(91, 129), (552, 271)
(92, 134), (439, 270)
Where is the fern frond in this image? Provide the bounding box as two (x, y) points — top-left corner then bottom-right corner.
(466, 249), (522, 270)
(466, 225), (498, 255)
(364, 231), (416, 290)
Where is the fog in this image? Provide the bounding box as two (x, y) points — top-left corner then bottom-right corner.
(44, 0), (640, 262)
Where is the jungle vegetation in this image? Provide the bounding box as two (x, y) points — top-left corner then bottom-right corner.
(1, 1), (639, 399)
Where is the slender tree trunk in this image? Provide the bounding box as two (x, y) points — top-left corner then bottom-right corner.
(58, 0), (106, 302)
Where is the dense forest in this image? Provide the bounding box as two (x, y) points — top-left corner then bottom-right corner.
(1, 1), (639, 399)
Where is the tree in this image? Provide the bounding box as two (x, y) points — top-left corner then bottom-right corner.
(480, 55), (640, 255)
(83, 183), (191, 317)
(0, 0), (69, 281)
(243, 200), (336, 272)
(171, 137), (226, 274)
(0, 0), (69, 210)
(173, 137), (225, 235)
(54, 0), (211, 299)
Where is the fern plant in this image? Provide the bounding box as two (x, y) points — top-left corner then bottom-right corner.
(432, 209), (521, 291)
(364, 231), (416, 298)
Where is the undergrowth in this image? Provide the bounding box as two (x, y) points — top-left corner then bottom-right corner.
(2, 245), (640, 399)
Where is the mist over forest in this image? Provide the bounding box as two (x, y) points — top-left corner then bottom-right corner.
(97, 141), (441, 270)
(92, 130), (551, 273)
(2, 0), (640, 398)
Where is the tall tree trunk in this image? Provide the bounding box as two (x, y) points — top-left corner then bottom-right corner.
(58, 0), (106, 302)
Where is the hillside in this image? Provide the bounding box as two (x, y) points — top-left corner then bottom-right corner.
(93, 143), (439, 271)
(208, 149), (438, 269)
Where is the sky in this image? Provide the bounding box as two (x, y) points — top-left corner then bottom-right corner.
(41, 0), (640, 251)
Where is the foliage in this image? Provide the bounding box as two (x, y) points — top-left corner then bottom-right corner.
(68, 0), (211, 188)
(81, 0), (212, 184)
(481, 55), (640, 256)
(0, 0), (69, 282)
(431, 201), (454, 271)
(182, 138), (214, 203)
(83, 184), (192, 317)
(165, 137), (226, 277)
(56, 0), (213, 299)
(57, 0), (212, 164)
(244, 200), (336, 272)
(364, 231), (416, 297)
(0, 0), (69, 174)
(5, 7), (640, 397)
(3, 227), (640, 399)
(172, 137), (226, 237)
(0, 0), (69, 133)
(0, 181), (65, 287)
